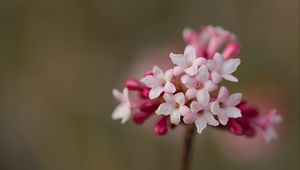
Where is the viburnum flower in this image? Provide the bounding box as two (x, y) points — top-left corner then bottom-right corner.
(181, 65), (217, 105)
(141, 66), (175, 99)
(211, 86), (242, 125)
(184, 101), (219, 134)
(156, 93), (189, 125)
(170, 45), (206, 76)
(112, 88), (131, 124)
(206, 53), (241, 83)
(111, 25), (282, 170)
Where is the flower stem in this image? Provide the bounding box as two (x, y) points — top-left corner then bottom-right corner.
(179, 125), (196, 170)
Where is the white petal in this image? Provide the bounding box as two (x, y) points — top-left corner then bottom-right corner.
(141, 75), (160, 88)
(217, 86), (229, 101)
(164, 69), (173, 81)
(112, 103), (131, 124)
(164, 81), (176, 93)
(195, 118), (207, 134)
(185, 88), (197, 100)
(181, 75), (196, 88)
(163, 93), (175, 103)
(203, 80), (217, 92)
(225, 106), (242, 118)
(226, 93), (242, 106)
(221, 58), (240, 74)
(211, 71), (223, 84)
(183, 112), (197, 124)
(112, 89), (123, 101)
(156, 103), (173, 115)
(211, 101), (222, 115)
(218, 112), (229, 125)
(195, 65), (209, 83)
(190, 101), (204, 113)
(206, 60), (215, 71)
(170, 110), (181, 125)
(170, 53), (187, 67)
(173, 66), (184, 76)
(196, 90), (210, 106)
(179, 105), (191, 116)
(263, 127), (278, 143)
(184, 65), (198, 76)
(174, 92), (185, 105)
(193, 57), (206, 67)
(213, 53), (224, 69)
(149, 87), (164, 99)
(223, 74), (238, 82)
(153, 66), (164, 79)
(203, 112), (219, 126)
(184, 45), (196, 64)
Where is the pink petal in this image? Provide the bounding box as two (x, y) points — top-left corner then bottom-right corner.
(203, 112), (219, 126)
(184, 65), (198, 76)
(164, 69), (173, 81)
(218, 112), (229, 125)
(184, 45), (196, 64)
(183, 112), (197, 124)
(153, 66), (164, 79)
(204, 80), (217, 92)
(211, 71), (223, 84)
(222, 42), (241, 59)
(213, 53), (224, 69)
(173, 66), (184, 76)
(170, 53), (187, 67)
(190, 101), (204, 113)
(181, 75), (196, 88)
(185, 88), (197, 100)
(193, 57), (207, 67)
(223, 74), (238, 82)
(170, 110), (181, 125)
(179, 105), (191, 116)
(211, 101), (222, 115)
(141, 75), (160, 88)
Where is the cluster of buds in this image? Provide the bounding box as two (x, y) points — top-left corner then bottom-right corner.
(112, 26), (282, 143)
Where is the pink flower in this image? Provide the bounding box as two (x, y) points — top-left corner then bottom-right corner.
(211, 86), (242, 125)
(112, 88), (131, 124)
(170, 45), (206, 76)
(181, 65), (217, 106)
(141, 66), (176, 99)
(253, 109), (282, 143)
(155, 93), (190, 125)
(184, 101), (219, 134)
(206, 53), (241, 83)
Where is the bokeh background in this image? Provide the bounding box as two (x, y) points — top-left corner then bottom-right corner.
(0, 0), (299, 170)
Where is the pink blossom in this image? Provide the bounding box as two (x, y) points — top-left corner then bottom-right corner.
(112, 88), (131, 124)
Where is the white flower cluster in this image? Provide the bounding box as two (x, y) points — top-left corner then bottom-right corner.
(141, 45), (242, 134)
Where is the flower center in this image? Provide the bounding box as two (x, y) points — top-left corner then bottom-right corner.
(175, 103), (180, 109)
(219, 102), (225, 108)
(195, 82), (203, 90)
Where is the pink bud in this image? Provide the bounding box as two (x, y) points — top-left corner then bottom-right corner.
(133, 112), (152, 124)
(154, 116), (168, 135)
(139, 100), (159, 113)
(140, 87), (150, 98)
(125, 78), (142, 91)
(144, 70), (153, 76)
(222, 42), (241, 59)
(238, 104), (259, 118)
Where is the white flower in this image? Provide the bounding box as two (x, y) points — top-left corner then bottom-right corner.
(170, 45), (206, 76)
(112, 88), (131, 124)
(181, 65), (217, 106)
(184, 101), (219, 134)
(141, 66), (176, 99)
(211, 86), (242, 125)
(206, 53), (240, 83)
(155, 93), (190, 125)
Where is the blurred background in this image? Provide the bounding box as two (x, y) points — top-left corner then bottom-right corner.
(0, 0), (299, 170)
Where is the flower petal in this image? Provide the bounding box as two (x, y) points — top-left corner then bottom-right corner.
(217, 86), (229, 101)
(173, 66), (184, 76)
(196, 89), (210, 106)
(181, 75), (196, 88)
(263, 127), (278, 143)
(141, 75), (160, 88)
(112, 89), (123, 101)
(170, 53), (187, 67)
(218, 112), (229, 125)
(195, 65), (209, 83)
(211, 101), (222, 115)
(112, 103), (131, 124)
(149, 87), (164, 99)
(226, 93), (242, 106)
(213, 53), (224, 69)
(193, 57), (206, 67)
(164, 81), (176, 93)
(153, 66), (164, 79)
(223, 74), (238, 82)
(203, 112), (219, 126)
(225, 106), (242, 118)
(156, 103), (173, 115)
(184, 45), (196, 64)
(221, 58), (240, 74)
(163, 93), (175, 103)
(203, 80), (217, 92)
(183, 112), (197, 124)
(164, 69), (173, 81)
(170, 110), (181, 125)
(185, 88), (197, 100)
(195, 117), (207, 134)
(174, 92), (185, 105)
(190, 101), (204, 113)
(184, 65), (198, 76)
(211, 71), (223, 84)
(179, 105), (191, 116)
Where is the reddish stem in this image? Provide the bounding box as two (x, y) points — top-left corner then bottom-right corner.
(179, 125), (196, 170)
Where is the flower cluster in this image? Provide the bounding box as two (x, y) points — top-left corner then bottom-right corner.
(112, 26), (282, 142)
